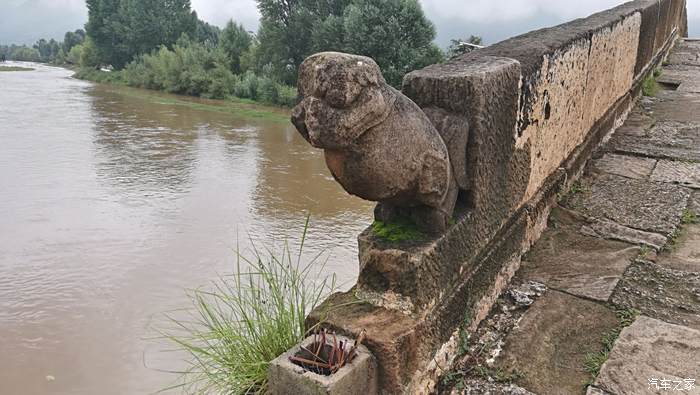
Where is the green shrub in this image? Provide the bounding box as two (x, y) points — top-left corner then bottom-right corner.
(234, 71), (260, 100)
(258, 76), (280, 104)
(277, 84), (298, 107)
(160, 218), (337, 394)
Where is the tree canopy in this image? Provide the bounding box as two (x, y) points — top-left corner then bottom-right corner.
(254, 0), (441, 87)
(85, 0), (197, 69)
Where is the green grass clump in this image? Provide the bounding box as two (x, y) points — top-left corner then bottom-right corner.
(584, 308), (639, 380)
(642, 73), (659, 97)
(0, 66), (34, 72)
(160, 217), (337, 394)
(372, 216), (424, 242)
(681, 209), (698, 225)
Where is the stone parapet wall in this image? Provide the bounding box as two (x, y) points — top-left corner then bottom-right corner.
(309, 1), (688, 394)
(404, 0), (687, 230)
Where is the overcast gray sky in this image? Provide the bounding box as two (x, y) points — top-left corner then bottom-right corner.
(1, 0), (699, 47)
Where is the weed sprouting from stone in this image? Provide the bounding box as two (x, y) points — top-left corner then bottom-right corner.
(681, 209), (698, 225)
(457, 309), (473, 357)
(642, 73), (659, 96)
(473, 366), (525, 383)
(664, 228), (684, 252)
(637, 245), (652, 259)
(372, 216), (424, 242)
(653, 68), (662, 78)
(583, 308), (639, 381)
(569, 180), (588, 195)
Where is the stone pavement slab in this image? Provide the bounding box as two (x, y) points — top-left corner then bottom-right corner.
(590, 153), (656, 180)
(609, 119), (700, 162)
(593, 316), (700, 395)
(496, 290), (619, 395)
(657, 224), (700, 272)
(666, 39), (700, 67)
(651, 159), (700, 189)
(563, 173), (690, 235)
(611, 260), (700, 330)
(519, 208), (640, 301)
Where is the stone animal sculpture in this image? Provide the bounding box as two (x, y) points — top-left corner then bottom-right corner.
(291, 52), (460, 233)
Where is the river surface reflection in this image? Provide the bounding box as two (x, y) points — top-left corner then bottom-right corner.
(0, 62), (373, 394)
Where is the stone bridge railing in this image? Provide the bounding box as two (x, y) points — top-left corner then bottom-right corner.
(303, 1), (688, 393)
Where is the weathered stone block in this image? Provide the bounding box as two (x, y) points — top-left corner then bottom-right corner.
(651, 159), (700, 189)
(496, 290), (619, 395)
(611, 260), (700, 330)
(594, 316), (700, 395)
(590, 153), (656, 180)
(563, 173), (690, 235)
(518, 208), (640, 301)
(267, 335), (378, 395)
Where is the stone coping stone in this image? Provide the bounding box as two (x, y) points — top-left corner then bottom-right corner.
(594, 315), (700, 395)
(611, 259), (700, 330)
(496, 290), (619, 395)
(518, 207), (640, 301)
(563, 173), (690, 235)
(267, 334), (378, 395)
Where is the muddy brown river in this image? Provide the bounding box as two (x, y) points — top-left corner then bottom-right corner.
(0, 62), (373, 394)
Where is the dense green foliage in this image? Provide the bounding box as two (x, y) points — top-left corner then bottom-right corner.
(254, 0), (442, 87)
(75, 36), (297, 107)
(0, 45), (41, 62)
(85, 0), (197, 69)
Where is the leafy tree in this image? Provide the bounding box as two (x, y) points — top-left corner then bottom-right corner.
(80, 38), (100, 68)
(446, 35), (483, 58)
(86, 0), (197, 69)
(219, 21), (252, 74)
(342, 0), (444, 87)
(63, 29), (86, 53)
(10, 46), (41, 62)
(254, 0), (441, 87)
(194, 17), (221, 46)
(255, 0), (350, 84)
(33, 38), (61, 62)
(66, 45), (83, 65)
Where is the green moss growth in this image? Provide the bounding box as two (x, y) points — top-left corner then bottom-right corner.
(0, 66), (34, 72)
(371, 217), (424, 242)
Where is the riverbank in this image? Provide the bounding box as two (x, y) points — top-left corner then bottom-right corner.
(74, 66), (297, 109)
(96, 82), (292, 123)
(0, 65), (34, 72)
(67, 66), (290, 123)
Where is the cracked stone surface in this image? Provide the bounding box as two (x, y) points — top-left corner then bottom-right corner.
(611, 260), (700, 330)
(593, 316), (700, 395)
(579, 218), (667, 251)
(651, 159), (700, 189)
(518, 208), (639, 301)
(495, 291), (619, 395)
(563, 173), (690, 235)
(590, 153), (656, 180)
